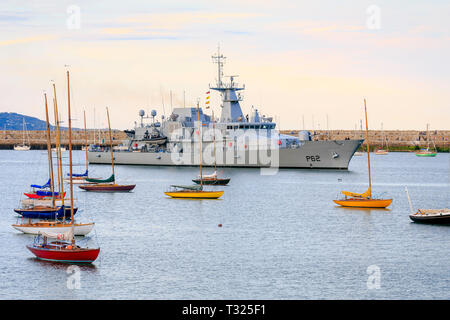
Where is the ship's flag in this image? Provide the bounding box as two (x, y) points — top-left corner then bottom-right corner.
(205, 91), (210, 109)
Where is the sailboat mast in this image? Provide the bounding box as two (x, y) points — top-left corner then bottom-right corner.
(196, 101), (203, 186)
(52, 84), (64, 207)
(83, 110), (88, 172)
(364, 99), (372, 199)
(22, 118), (25, 145)
(106, 107), (115, 179)
(212, 110), (216, 172)
(44, 94), (56, 208)
(67, 70), (75, 244)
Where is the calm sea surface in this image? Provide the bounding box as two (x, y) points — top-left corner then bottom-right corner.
(0, 150), (449, 299)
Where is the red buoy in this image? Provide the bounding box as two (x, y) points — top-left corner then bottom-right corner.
(218, 224), (222, 227)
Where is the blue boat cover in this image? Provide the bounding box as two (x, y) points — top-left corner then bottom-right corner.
(68, 170), (88, 177)
(16, 206), (77, 219)
(30, 179), (51, 189)
(36, 190), (62, 197)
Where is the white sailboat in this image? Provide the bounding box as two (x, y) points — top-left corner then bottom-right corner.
(14, 118), (31, 150)
(375, 122), (389, 155)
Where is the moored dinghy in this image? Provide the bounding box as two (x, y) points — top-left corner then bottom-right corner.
(333, 99), (392, 209)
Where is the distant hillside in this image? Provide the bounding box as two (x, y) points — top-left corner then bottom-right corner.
(0, 112), (52, 131)
(0, 112), (81, 131)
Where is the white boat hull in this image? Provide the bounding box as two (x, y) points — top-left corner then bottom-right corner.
(12, 222), (94, 236)
(21, 198), (77, 207)
(14, 145), (31, 151)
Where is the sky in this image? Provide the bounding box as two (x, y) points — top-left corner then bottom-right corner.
(0, 0), (449, 130)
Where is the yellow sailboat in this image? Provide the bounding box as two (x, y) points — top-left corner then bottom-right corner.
(164, 101), (224, 199)
(333, 99), (392, 208)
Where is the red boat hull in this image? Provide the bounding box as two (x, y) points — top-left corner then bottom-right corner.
(27, 245), (100, 263)
(25, 192), (66, 199)
(79, 184), (135, 192)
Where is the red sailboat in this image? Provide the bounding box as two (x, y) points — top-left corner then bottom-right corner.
(27, 70), (100, 264)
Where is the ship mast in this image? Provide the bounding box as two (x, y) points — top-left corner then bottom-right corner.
(210, 47), (245, 123)
(212, 44), (225, 88)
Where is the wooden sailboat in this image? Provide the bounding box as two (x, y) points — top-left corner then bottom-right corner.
(14, 77), (93, 235)
(79, 107), (135, 192)
(333, 99), (392, 208)
(416, 124), (437, 157)
(14, 91), (76, 219)
(192, 110), (230, 186)
(165, 102), (224, 199)
(405, 187), (450, 224)
(14, 118), (31, 150)
(375, 122), (389, 155)
(26, 71), (100, 264)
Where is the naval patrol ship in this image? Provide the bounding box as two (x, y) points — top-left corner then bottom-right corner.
(88, 49), (363, 169)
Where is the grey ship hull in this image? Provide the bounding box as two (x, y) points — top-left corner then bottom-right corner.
(88, 139), (363, 169)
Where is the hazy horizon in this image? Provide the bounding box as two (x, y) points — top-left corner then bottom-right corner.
(1, 1), (449, 131)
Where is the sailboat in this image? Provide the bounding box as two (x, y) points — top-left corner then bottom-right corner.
(416, 124), (437, 157)
(64, 110), (98, 184)
(375, 122), (389, 155)
(405, 187), (450, 224)
(14, 84), (77, 219)
(165, 102), (224, 199)
(79, 107), (136, 192)
(26, 71), (100, 264)
(192, 110), (230, 185)
(333, 99), (392, 208)
(14, 118), (31, 150)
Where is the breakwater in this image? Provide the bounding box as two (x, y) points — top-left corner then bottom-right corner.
(282, 129), (449, 151)
(1, 129), (448, 151)
(0, 130), (125, 149)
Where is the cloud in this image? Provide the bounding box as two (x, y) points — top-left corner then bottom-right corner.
(0, 34), (57, 46)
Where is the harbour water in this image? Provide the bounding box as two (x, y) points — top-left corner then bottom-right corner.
(0, 150), (449, 299)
